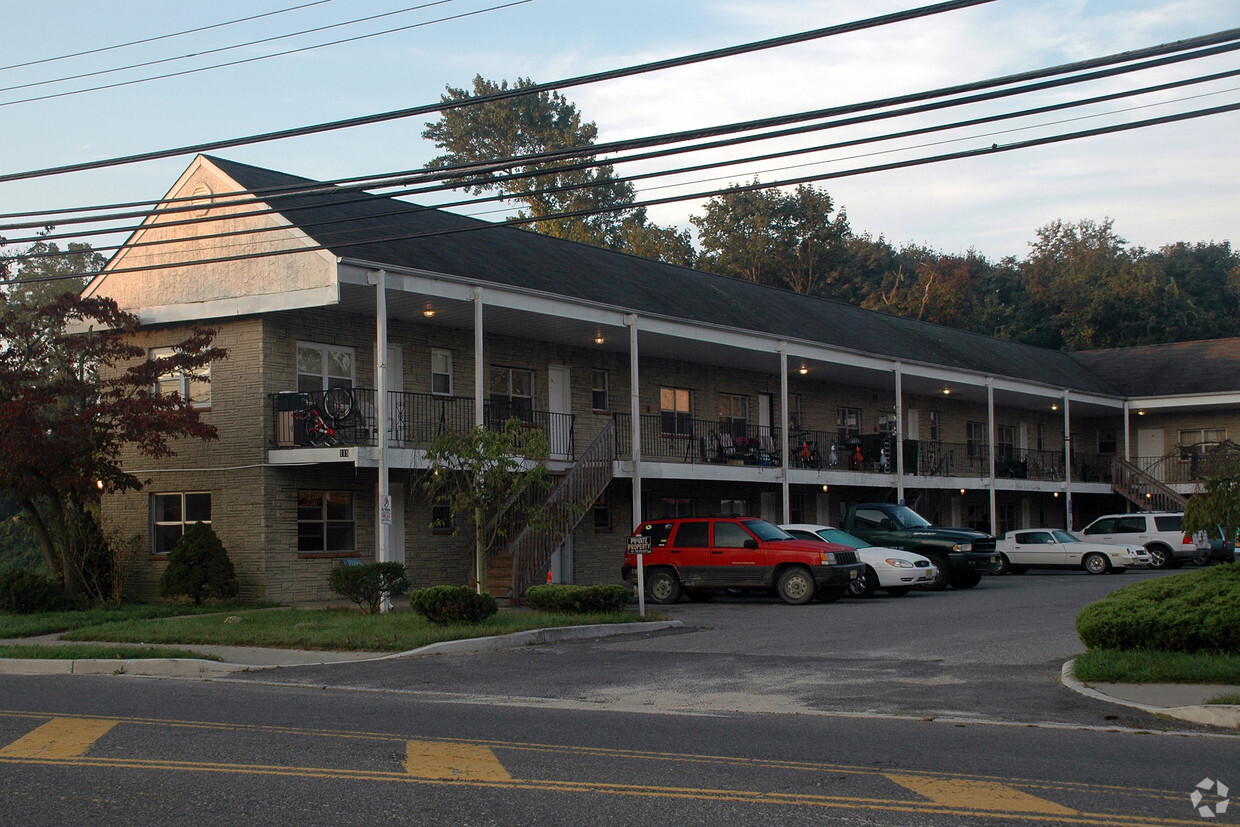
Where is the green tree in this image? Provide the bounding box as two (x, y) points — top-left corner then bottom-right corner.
(159, 522), (239, 605)
(1147, 241), (1240, 341)
(1, 238), (105, 305)
(0, 247), (225, 596)
(693, 182), (850, 294)
(423, 75), (691, 261)
(1183, 442), (1240, 550)
(422, 417), (555, 595)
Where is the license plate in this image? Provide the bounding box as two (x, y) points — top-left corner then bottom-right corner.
(850, 569), (859, 579)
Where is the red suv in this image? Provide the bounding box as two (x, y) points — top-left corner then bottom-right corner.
(622, 516), (861, 605)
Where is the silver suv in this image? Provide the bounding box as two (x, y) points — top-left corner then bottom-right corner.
(1079, 512), (1194, 569)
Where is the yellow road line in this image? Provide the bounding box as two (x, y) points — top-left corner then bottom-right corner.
(405, 739), (512, 782)
(886, 773), (1078, 816)
(0, 718), (118, 759)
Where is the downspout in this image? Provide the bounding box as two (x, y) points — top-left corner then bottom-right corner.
(1122, 400), (1131, 462)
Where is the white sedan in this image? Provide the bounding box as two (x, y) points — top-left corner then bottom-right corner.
(995, 528), (1151, 575)
(780, 523), (939, 597)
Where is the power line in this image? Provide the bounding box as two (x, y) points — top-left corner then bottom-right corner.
(0, 0), (532, 108)
(7, 100), (1228, 287)
(0, 0), (1000, 184)
(5, 32), (1236, 242)
(0, 0), (342, 73)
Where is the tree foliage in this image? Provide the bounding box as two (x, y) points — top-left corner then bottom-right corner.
(1183, 441), (1240, 548)
(159, 522), (238, 605)
(422, 75), (693, 263)
(0, 242), (226, 596)
(422, 417), (555, 594)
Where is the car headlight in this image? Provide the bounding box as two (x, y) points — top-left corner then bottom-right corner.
(952, 543), (972, 552)
(885, 558), (914, 568)
(819, 552), (838, 565)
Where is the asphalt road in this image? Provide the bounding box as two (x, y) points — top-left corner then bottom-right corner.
(1, 568), (1236, 825)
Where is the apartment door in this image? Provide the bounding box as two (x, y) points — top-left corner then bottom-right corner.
(387, 482), (405, 565)
(547, 365), (571, 460)
(375, 344), (403, 445)
(759, 393), (773, 435)
(1138, 428), (1163, 475)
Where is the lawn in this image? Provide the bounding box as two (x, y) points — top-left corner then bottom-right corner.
(0, 603), (261, 638)
(0, 644), (220, 661)
(42, 605), (659, 652)
(1073, 648), (1240, 686)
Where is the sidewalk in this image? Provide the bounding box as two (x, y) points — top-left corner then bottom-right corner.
(1060, 661), (1240, 730)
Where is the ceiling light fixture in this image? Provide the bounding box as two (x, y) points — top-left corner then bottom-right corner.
(594, 333), (605, 345)
(423, 309), (435, 318)
(799, 364), (808, 375)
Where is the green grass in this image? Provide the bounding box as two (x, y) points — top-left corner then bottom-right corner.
(1207, 692), (1240, 705)
(0, 644), (220, 661)
(1074, 648), (1240, 685)
(0, 603), (262, 638)
(57, 607), (661, 652)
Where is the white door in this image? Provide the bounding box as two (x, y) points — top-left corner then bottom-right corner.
(906, 408), (919, 441)
(384, 345), (403, 446)
(547, 365), (571, 459)
(1137, 428), (1163, 475)
(759, 393), (773, 435)
(388, 482), (405, 566)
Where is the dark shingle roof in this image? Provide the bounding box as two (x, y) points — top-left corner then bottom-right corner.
(1070, 339), (1240, 397)
(206, 156), (1234, 397)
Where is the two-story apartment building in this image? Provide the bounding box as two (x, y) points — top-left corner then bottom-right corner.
(87, 155), (1240, 603)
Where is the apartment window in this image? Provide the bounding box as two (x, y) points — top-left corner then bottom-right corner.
(787, 394), (802, 431)
(719, 498), (748, 516)
(998, 502), (1017, 536)
(1036, 423), (1046, 452)
(297, 342), (354, 393)
(591, 369), (609, 411)
(928, 411), (940, 442)
(718, 394), (749, 437)
(431, 498), (453, 535)
(489, 366), (534, 423)
(1097, 429), (1117, 454)
(431, 349), (453, 396)
(151, 492), (211, 555)
(966, 421), (986, 459)
(150, 347), (211, 407)
(592, 492), (612, 530)
(297, 491), (355, 554)
(660, 387), (692, 436)
(837, 407), (861, 443)
(1179, 428), (1226, 456)
(658, 497), (692, 518)
(997, 425), (1016, 459)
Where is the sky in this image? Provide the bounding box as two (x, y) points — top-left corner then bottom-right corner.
(1, 0), (1237, 262)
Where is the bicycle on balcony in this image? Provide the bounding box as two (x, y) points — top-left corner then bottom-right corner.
(294, 387), (355, 447)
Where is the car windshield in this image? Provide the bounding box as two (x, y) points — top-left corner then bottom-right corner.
(1052, 530), (1081, 543)
(888, 506), (932, 529)
(818, 528), (869, 548)
(743, 519), (792, 541)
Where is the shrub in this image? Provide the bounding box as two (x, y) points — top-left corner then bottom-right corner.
(522, 583), (631, 614)
(159, 523), (239, 606)
(409, 585), (498, 624)
(329, 562), (410, 614)
(0, 567), (62, 614)
(1077, 565), (1240, 654)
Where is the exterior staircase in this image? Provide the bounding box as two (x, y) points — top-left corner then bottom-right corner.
(486, 419), (616, 600)
(1111, 457), (1188, 512)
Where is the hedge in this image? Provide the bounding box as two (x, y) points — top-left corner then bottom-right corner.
(1076, 564), (1240, 654)
(409, 585), (498, 624)
(522, 584), (631, 614)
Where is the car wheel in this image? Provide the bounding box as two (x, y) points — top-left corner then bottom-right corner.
(816, 585), (847, 604)
(950, 571), (982, 589)
(921, 555), (951, 591)
(1083, 552), (1110, 575)
(684, 588), (714, 602)
(1008, 565), (1029, 575)
(775, 566), (816, 605)
(846, 565), (877, 599)
(1146, 545), (1171, 569)
(994, 553), (1011, 575)
(646, 569), (682, 604)
(884, 586), (911, 597)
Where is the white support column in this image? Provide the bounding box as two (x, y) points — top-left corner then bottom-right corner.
(1122, 400), (1131, 462)
(369, 269), (390, 611)
(894, 361), (904, 505)
(986, 377), (997, 537)
(626, 314), (641, 526)
(779, 342), (790, 524)
(1063, 391), (1073, 530)
(473, 289), (484, 428)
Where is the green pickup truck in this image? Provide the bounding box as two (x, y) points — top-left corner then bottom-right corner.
(840, 503), (1000, 590)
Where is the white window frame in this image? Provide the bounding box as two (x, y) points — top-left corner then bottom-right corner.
(591, 369), (609, 412)
(296, 342), (355, 393)
(431, 349), (453, 396)
(150, 347), (211, 408)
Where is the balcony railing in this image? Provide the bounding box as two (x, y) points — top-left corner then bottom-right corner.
(270, 389), (574, 457)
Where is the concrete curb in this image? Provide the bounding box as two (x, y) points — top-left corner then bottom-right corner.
(1060, 659), (1240, 730)
(0, 620), (684, 677)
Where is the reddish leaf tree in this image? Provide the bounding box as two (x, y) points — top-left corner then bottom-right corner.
(0, 282), (225, 595)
